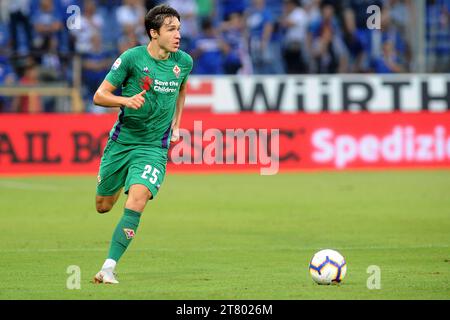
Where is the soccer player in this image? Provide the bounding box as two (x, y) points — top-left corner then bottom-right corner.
(91, 4), (193, 284)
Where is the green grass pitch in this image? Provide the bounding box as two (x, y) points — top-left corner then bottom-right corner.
(0, 171), (449, 300)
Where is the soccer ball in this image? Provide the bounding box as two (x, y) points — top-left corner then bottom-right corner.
(309, 249), (347, 285)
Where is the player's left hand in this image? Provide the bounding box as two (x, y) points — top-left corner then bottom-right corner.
(171, 128), (180, 142)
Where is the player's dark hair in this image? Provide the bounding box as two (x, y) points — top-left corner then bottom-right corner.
(145, 4), (181, 40)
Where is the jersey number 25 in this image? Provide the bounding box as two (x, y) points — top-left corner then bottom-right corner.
(141, 165), (160, 184)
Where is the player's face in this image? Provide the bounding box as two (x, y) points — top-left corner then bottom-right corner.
(157, 17), (181, 53)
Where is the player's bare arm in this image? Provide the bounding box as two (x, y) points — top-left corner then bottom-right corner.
(93, 80), (146, 110)
(171, 81), (187, 142)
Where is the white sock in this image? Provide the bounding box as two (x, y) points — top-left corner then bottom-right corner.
(101, 258), (116, 271)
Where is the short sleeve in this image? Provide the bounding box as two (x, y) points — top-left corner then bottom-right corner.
(105, 50), (132, 88)
(182, 54), (194, 85)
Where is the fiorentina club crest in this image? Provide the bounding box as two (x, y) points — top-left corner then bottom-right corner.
(173, 65), (181, 78)
(143, 66), (149, 73)
(123, 228), (136, 239)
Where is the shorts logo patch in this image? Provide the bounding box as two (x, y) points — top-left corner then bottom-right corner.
(112, 58), (122, 70)
(97, 175), (102, 185)
(123, 228), (136, 239)
(173, 65), (181, 78)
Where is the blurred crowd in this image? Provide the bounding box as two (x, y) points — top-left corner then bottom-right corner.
(0, 0), (449, 112)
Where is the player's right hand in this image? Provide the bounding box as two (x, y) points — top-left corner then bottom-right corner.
(124, 90), (146, 109)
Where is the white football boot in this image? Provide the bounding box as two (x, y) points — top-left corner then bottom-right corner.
(93, 269), (119, 284)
